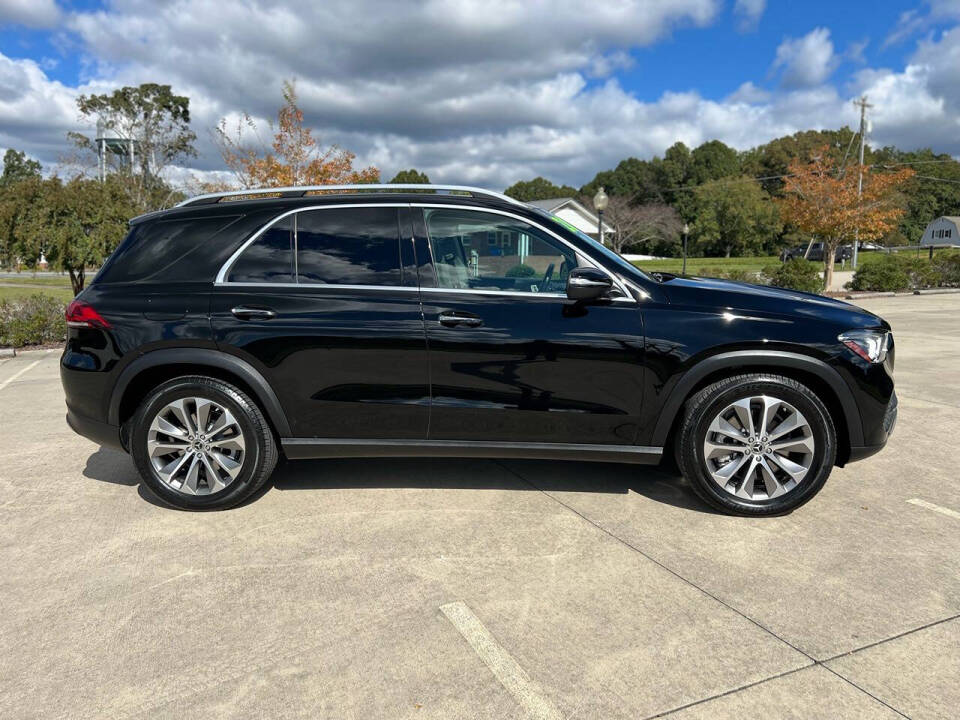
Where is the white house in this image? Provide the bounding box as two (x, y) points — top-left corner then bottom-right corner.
(921, 216), (960, 248)
(526, 198), (613, 240)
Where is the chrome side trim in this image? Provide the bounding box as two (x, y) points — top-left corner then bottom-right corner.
(176, 183), (523, 209)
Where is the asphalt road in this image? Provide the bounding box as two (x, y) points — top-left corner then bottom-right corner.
(1, 294), (958, 719)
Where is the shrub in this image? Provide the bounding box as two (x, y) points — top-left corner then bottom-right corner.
(761, 259), (824, 294)
(504, 263), (537, 278)
(697, 267), (762, 284)
(0, 293), (67, 347)
(932, 252), (960, 287)
(849, 254), (943, 292)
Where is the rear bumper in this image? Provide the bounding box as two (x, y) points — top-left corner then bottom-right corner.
(66, 410), (124, 451)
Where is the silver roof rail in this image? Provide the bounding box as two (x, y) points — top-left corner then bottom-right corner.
(174, 183), (522, 208)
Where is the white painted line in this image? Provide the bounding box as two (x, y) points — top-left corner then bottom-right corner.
(907, 498), (960, 520)
(0, 359), (42, 392)
(440, 601), (562, 720)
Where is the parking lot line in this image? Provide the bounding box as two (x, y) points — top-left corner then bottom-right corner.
(0, 358), (42, 392)
(440, 601), (563, 720)
(906, 498), (960, 520)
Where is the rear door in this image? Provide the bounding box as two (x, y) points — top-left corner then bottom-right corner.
(210, 204), (430, 439)
(414, 205), (646, 446)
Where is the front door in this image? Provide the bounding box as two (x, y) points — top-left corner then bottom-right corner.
(210, 204), (430, 439)
(414, 206), (645, 446)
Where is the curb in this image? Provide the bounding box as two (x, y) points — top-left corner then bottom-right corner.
(844, 288), (960, 299)
(0, 347), (15, 358)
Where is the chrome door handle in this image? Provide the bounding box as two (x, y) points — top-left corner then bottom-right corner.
(231, 306), (277, 320)
(438, 311), (483, 328)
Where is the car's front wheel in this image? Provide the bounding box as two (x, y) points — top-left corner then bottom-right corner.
(130, 376), (277, 510)
(676, 374), (836, 516)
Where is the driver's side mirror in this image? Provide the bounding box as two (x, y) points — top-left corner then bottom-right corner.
(566, 267), (613, 301)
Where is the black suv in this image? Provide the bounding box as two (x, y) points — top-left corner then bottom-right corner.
(61, 185), (897, 515)
(780, 242), (853, 263)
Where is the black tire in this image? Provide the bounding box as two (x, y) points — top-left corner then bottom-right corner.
(675, 374), (836, 516)
(130, 375), (278, 510)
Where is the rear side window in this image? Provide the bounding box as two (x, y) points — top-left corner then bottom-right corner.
(227, 217), (294, 283)
(296, 207), (401, 286)
(97, 215), (241, 283)
(226, 207), (402, 286)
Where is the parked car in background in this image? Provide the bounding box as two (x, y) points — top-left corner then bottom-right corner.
(61, 184), (897, 517)
(780, 243), (853, 262)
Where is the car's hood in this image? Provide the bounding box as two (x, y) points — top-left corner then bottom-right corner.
(659, 275), (887, 329)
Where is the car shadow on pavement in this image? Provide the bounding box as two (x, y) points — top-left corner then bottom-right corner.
(80, 448), (719, 515)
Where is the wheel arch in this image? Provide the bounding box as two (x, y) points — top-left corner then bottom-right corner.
(109, 349), (292, 441)
(650, 350), (863, 465)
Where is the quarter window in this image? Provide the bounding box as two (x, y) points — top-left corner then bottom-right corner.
(424, 209), (578, 293)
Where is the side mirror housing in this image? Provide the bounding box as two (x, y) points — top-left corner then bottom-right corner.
(566, 267), (613, 301)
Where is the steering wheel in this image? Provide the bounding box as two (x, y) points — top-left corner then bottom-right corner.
(541, 263), (555, 292)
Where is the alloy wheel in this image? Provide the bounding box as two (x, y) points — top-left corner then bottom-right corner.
(147, 397), (246, 495)
(702, 395), (815, 501)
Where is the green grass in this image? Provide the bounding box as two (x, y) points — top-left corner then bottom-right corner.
(0, 275), (74, 288)
(630, 250), (937, 276)
(0, 285), (75, 303)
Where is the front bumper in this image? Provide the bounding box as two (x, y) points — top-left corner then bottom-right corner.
(846, 391), (897, 464)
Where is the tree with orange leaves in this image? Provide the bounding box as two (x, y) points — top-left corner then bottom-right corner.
(779, 146), (913, 290)
(214, 81), (379, 189)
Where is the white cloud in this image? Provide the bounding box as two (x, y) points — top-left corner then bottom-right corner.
(0, 0), (60, 28)
(1, 2), (960, 192)
(733, 0), (765, 31)
(772, 27), (836, 88)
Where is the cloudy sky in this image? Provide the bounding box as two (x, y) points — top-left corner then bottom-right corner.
(1, 0), (959, 190)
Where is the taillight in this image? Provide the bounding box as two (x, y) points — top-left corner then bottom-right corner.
(65, 300), (111, 329)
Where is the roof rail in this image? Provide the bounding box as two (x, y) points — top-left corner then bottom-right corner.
(174, 183), (522, 208)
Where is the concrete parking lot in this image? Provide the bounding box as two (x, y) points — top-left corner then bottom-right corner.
(1, 294), (958, 719)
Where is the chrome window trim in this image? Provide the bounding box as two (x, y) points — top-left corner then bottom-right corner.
(215, 201), (636, 304)
(215, 203), (409, 284)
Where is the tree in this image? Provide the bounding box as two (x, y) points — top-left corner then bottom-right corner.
(69, 83), (196, 212)
(0, 149), (41, 186)
(689, 177), (782, 258)
(779, 147), (914, 290)
(631, 203), (684, 256)
(11, 177), (134, 293)
(215, 81), (379, 188)
(600, 196), (649, 254)
(690, 140), (741, 185)
(504, 176), (578, 201)
(390, 169), (430, 184)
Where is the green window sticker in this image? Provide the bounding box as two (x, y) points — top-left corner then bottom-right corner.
(549, 214), (579, 234)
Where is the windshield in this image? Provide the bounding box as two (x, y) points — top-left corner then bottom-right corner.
(529, 207), (654, 282)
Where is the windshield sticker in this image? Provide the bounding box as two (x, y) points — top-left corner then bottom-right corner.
(549, 214), (580, 234)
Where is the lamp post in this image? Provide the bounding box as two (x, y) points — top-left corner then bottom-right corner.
(593, 187), (608, 245)
(682, 223), (689, 275)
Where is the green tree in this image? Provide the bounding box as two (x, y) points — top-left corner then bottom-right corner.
(69, 83), (197, 212)
(13, 176), (134, 293)
(504, 176), (578, 201)
(390, 168), (430, 184)
(580, 158), (661, 202)
(0, 176), (43, 269)
(689, 177), (782, 257)
(690, 140), (741, 185)
(0, 149), (41, 186)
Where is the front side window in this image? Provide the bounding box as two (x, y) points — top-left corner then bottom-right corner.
(423, 209), (577, 293)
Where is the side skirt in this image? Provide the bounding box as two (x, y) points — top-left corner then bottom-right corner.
(281, 438), (663, 464)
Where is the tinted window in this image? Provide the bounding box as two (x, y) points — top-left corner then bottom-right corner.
(296, 207), (401, 286)
(424, 209), (577, 293)
(227, 217), (294, 283)
(96, 215), (241, 283)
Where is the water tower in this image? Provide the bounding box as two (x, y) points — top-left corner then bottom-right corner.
(95, 119), (139, 181)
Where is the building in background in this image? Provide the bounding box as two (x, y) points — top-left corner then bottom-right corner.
(921, 216), (960, 248)
(526, 198), (613, 241)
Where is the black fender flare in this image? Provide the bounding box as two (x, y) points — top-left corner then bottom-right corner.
(108, 348), (291, 436)
(649, 350), (864, 447)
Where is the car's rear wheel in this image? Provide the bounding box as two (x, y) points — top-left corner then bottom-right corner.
(130, 376), (277, 510)
(676, 374), (836, 516)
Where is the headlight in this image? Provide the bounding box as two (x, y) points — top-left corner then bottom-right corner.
(839, 329), (890, 363)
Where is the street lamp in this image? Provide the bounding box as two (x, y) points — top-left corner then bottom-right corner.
(593, 187), (608, 245)
(682, 223), (689, 275)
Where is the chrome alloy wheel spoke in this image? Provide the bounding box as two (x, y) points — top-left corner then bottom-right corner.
(147, 397), (246, 496)
(702, 395), (815, 501)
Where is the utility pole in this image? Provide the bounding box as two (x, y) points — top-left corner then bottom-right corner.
(852, 95), (873, 270)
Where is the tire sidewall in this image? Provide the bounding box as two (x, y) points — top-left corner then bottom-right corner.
(684, 377), (836, 515)
(131, 379), (264, 510)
